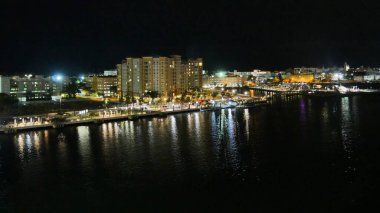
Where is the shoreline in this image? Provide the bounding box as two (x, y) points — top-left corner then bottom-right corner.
(0, 108), (200, 134)
(3, 90), (379, 134)
(1, 107), (251, 134)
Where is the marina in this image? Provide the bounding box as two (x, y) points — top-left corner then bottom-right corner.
(2, 84), (380, 134)
(0, 98), (269, 134)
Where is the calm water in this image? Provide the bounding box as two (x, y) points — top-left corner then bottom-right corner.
(1, 95), (380, 212)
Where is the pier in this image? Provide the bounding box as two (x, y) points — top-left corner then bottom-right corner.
(0, 108), (203, 134)
(250, 87), (301, 98)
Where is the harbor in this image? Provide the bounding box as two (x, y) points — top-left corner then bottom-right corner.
(0, 98), (269, 134)
(2, 83), (380, 134)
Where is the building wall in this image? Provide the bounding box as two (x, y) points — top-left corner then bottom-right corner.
(364, 74), (380, 81)
(152, 57), (169, 96)
(203, 75), (243, 87)
(170, 55), (182, 95)
(93, 76), (118, 97)
(117, 55), (203, 98)
(119, 58), (143, 97)
(132, 58), (142, 96)
(116, 64), (122, 97)
(142, 57), (154, 92)
(0, 76), (11, 94)
(9, 75), (56, 101)
(104, 70), (117, 76)
(284, 74), (314, 83)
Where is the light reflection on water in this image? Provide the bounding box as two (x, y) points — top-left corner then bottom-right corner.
(244, 108), (250, 140)
(1, 95), (379, 211)
(77, 126), (91, 169)
(340, 97), (357, 177)
(4, 98), (363, 178)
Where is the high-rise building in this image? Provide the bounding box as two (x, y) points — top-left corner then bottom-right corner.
(142, 57), (154, 92)
(169, 55), (182, 95)
(117, 55), (203, 98)
(131, 58), (143, 96)
(152, 57), (170, 96)
(118, 58), (143, 98)
(186, 58), (203, 89)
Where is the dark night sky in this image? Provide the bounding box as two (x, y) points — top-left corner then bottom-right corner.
(1, 0), (380, 75)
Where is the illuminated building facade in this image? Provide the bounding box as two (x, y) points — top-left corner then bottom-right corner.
(8, 75), (62, 101)
(117, 55), (203, 98)
(0, 75), (11, 94)
(203, 72), (244, 88)
(185, 58), (203, 89)
(92, 75), (118, 97)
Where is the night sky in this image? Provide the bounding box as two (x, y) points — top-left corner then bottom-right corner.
(1, 0), (380, 75)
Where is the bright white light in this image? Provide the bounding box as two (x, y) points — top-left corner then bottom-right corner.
(54, 75), (63, 81)
(332, 73), (343, 81)
(216, 72), (226, 78)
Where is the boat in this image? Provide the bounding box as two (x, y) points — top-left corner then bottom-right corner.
(236, 97), (268, 108)
(335, 85), (349, 94)
(212, 100), (238, 109)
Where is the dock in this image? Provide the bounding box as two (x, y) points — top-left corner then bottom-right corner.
(0, 108), (201, 134)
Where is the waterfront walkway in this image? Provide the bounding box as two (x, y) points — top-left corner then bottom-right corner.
(0, 106), (203, 134)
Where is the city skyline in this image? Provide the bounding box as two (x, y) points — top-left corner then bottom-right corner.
(2, 0), (380, 74)
(2, 1), (380, 212)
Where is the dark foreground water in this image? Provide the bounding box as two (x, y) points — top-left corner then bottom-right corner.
(1, 95), (380, 212)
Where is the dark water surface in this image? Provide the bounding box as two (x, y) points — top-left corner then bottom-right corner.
(1, 96), (380, 212)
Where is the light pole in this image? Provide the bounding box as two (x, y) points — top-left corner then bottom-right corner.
(53, 74), (64, 111)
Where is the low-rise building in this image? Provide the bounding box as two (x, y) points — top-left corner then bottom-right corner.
(0, 74), (68, 102)
(92, 75), (118, 97)
(0, 75), (11, 94)
(10, 75), (55, 101)
(203, 72), (244, 88)
(104, 70), (117, 76)
(353, 71), (380, 82)
(283, 74), (315, 83)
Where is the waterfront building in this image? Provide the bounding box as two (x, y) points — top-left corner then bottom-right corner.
(293, 67), (325, 74)
(104, 70), (117, 76)
(169, 55), (182, 95)
(117, 55), (203, 98)
(283, 74), (315, 83)
(142, 57), (153, 92)
(234, 70), (273, 84)
(92, 75), (118, 97)
(251, 70), (272, 83)
(116, 64), (122, 98)
(83, 75), (94, 88)
(344, 62), (350, 72)
(185, 58), (203, 90)
(0, 75), (11, 94)
(117, 57), (144, 98)
(353, 71), (380, 82)
(152, 57), (170, 96)
(202, 72), (243, 88)
(9, 75), (57, 101)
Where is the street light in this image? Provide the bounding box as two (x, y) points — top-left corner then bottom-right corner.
(53, 74), (64, 111)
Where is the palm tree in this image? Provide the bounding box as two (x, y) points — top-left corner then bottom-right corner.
(64, 79), (80, 98)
